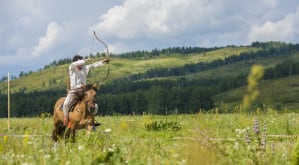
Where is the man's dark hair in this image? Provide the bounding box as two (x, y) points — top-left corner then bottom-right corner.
(73, 55), (83, 62)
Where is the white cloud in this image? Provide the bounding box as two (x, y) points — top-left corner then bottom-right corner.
(247, 5), (299, 43)
(91, 0), (214, 39)
(91, 0), (299, 53)
(32, 22), (62, 57)
(1, 0), (299, 77)
(247, 21), (293, 42)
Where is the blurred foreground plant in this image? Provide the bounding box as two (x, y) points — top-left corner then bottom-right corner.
(241, 64), (264, 112)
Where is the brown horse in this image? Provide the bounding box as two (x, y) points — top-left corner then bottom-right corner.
(52, 84), (98, 142)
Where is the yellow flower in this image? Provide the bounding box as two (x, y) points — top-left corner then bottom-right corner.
(23, 132), (29, 146)
(3, 135), (8, 143)
(120, 121), (127, 130)
(0, 144), (3, 153)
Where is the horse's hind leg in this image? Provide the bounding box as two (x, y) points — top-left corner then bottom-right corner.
(52, 122), (61, 142)
(52, 122), (66, 142)
(58, 125), (66, 139)
(52, 128), (58, 142)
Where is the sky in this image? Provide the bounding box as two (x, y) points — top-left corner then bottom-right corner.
(1, 0), (299, 78)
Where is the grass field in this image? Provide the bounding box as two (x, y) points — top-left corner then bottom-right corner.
(0, 112), (298, 164)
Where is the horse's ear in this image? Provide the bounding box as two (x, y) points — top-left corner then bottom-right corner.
(92, 83), (97, 89)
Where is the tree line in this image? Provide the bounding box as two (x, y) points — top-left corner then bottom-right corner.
(125, 42), (299, 81)
(1, 58), (299, 117)
(117, 46), (220, 58)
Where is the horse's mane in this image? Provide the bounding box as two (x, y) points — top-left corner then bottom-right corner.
(83, 84), (97, 92)
(73, 84), (97, 102)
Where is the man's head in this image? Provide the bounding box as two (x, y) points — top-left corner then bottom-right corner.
(73, 55), (84, 70)
(73, 55), (83, 62)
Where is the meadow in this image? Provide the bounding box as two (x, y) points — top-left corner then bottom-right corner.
(1, 111), (299, 165)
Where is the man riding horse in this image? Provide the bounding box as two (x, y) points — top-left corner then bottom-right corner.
(63, 55), (109, 128)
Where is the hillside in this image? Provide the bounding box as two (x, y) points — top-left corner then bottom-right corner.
(0, 46), (259, 93)
(213, 74), (299, 111)
(1, 42), (299, 117)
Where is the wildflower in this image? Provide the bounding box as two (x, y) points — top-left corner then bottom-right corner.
(0, 144), (3, 153)
(44, 154), (51, 159)
(23, 132), (30, 146)
(21, 163), (30, 165)
(245, 130), (251, 143)
(253, 117), (260, 135)
(78, 145), (85, 151)
(261, 124), (267, 151)
(3, 135), (8, 143)
(234, 142), (239, 150)
(120, 121), (127, 130)
(104, 128), (112, 133)
(53, 142), (58, 152)
(17, 154), (25, 158)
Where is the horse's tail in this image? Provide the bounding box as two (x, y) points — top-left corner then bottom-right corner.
(52, 97), (67, 141)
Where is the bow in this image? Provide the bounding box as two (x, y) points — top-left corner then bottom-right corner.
(93, 31), (110, 90)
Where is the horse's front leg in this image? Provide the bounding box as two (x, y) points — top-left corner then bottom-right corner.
(64, 128), (76, 143)
(64, 128), (71, 143)
(71, 130), (76, 142)
(86, 124), (94, 135)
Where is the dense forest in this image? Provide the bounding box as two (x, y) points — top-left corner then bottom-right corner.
(1, 42), (299, 117)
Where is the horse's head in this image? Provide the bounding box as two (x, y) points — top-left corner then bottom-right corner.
(83, 84), (98, 114)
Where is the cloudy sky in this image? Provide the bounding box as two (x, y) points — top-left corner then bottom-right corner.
(1, 0), (299, 78)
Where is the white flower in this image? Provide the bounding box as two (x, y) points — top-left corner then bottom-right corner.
(234, 142), (239, 150)
(78, 145), (84, 151)
(44, 154), (51, 159)
(104, 128), (112, 133)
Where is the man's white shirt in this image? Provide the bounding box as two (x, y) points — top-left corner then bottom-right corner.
(69, 59), (104, 89)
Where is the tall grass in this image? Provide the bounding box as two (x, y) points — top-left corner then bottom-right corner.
(0, 112), (298, 164)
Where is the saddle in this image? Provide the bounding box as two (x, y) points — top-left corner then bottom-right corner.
(59, 101), (79, 112)
(59, 89), (85, 112)
(59, 84), (97, 112)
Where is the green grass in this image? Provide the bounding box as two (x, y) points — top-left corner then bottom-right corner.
(0, 112), (298, 164)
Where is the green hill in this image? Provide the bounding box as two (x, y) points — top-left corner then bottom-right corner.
(1, 42), (299, 117)
(0, 46), (259, 93)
